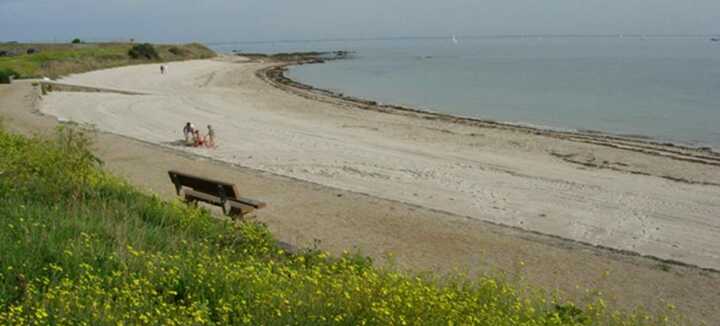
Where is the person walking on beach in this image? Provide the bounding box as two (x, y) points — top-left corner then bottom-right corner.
(206, 125), (216, 148)
(160, 65), (165, 75)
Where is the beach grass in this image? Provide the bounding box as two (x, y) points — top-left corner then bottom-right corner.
(0, 126), (680, 325)
(0, 43), (214, 78)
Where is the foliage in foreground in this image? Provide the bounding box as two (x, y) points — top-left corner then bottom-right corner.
(0, 42), (214, 78)
(0, 128), (679, 325)
(0, 68), (20, 84)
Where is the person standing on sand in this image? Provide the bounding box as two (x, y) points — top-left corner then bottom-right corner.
(160, 65), (165, 75)
(206, 125), (216, 148)
(183, 122), (193, 144)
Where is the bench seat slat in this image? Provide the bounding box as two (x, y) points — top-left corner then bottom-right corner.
(235, 196), (267, 209)
(183, 188), (223, 205)
(183, 189), (265, 209)
(228, 202), (257, 217)
(169, 170), (239, 199)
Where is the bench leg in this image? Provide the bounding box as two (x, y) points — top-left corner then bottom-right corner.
(183, 195), (199, 207)
(222, 201), (232, 216)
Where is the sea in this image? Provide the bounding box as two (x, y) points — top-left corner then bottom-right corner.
(210, 37), (720, 149)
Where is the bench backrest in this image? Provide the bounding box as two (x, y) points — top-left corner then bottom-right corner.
(168, 170), (240, 200)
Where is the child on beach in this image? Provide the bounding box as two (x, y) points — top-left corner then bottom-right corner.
(193, 130), (205, 147)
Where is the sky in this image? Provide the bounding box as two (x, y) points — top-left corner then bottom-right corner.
(1, 0), (719, 43)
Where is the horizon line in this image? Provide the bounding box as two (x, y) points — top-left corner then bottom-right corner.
(204, 33), (719, 46)
(6, 33), (718, 45)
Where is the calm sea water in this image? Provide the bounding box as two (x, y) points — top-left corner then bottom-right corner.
(212, 37), (720, 148)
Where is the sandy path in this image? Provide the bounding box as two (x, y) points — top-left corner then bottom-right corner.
(40, 58), (720, 271)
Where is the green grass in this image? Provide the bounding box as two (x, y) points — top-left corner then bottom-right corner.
(0, 43), (214, 78)
(0, 127), (680, 325)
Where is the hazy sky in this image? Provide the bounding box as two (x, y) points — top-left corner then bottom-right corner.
(1, 0), (718, 43)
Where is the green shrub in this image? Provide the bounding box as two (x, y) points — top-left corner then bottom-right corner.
(0, 68), (20, 84)
(167, 46), (187, 56)
(128, 43), (159, 60)
(71, 38), (82, 44)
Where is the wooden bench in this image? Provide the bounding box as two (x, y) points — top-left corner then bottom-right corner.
(168, 170), (267, 218)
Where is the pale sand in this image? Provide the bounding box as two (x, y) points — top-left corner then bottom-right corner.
(40, 57), (720, 271)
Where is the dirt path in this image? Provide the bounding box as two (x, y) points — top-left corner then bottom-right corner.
(2, 78), (719, 324)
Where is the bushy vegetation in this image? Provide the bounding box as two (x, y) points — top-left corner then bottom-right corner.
(0, 68), (20, 83)
(167, 46), (187, 56)
(71, 38), (83, 44)
(0, 43), (215, 78)
(128, 43), (160, 60)
(0, 127), (679, 325)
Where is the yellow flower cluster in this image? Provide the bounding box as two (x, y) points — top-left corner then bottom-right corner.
(0, 238), (675, 325)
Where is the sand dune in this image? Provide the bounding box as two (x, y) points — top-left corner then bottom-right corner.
(41, 57), (720, 270)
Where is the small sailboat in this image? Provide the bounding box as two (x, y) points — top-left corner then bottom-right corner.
(452, 34), (459, 45)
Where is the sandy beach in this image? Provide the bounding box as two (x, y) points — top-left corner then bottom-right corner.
(4, 0), (720, 321)
(0, 56), (715, 323)
(39, 56), (720, 271)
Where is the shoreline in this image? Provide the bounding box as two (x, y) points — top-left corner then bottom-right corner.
(5, 59), (720, 322)
(31, 73), (720, 274)
(5, 80), (720, 323)
(16, 77), (718, 275)
(257, 56), (720, 165)
(36, 57), (720, 272)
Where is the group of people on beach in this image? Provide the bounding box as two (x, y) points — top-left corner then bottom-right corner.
(183, 122), (216, 148)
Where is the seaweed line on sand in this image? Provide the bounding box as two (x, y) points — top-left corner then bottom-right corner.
(255, 58), (720, 169)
